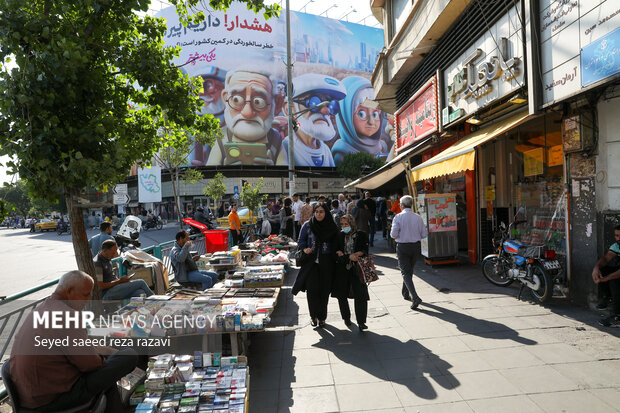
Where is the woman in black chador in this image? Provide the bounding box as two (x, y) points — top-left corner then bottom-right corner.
(293, 202), (339, 328)
(334, 214), (370, 331)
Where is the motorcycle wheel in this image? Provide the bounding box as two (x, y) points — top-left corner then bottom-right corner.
(156, 221), (163, 230)
(530, 265), (553, 303)
(143, 224), (149, 231)
(482, 256), (514, 287)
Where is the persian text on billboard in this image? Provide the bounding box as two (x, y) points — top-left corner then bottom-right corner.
(157, 2), (387, 168)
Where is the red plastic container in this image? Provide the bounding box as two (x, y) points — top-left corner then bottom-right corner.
(204, 229), (230, 253)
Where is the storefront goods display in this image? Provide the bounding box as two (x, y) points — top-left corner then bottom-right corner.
(417, 193), (459, 261)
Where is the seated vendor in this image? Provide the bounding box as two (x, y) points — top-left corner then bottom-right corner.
(171, 230), (218, 290)
(94, 239), (154, 300)
(10, 270), (138, 412)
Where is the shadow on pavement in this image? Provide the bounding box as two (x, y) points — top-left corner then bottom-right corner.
(419, 302), (537, 345)
(313, 323), (459, 401)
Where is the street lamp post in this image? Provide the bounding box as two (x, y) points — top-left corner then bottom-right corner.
(301, 0), (314, 13)
(285, 0), (295, 197)
(319, 4), (338, 17)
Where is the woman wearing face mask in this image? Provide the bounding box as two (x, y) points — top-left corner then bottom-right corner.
(293, 202), (339, 328)
(334, 214), (370, 331)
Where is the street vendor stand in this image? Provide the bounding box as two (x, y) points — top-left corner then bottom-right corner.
(90, 235), (295, 358)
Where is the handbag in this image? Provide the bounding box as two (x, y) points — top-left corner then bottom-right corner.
(356, 255), (378, 284)
(295, 248), (316, 267)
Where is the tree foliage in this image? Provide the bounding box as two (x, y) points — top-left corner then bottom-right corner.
(0, 0), (276, 287)
(203, 172), (227, 205)
(241, 178), (266, 216)
(337, 152), (385, 181)
(0, 180), (62, 217)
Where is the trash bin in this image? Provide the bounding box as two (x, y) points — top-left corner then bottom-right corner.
(204, 229), (230, 253)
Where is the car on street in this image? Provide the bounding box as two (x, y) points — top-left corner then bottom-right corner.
(216, 207), (258, 228)
(35, 219), (58, 232)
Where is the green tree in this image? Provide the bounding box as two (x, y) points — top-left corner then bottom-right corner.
(0, 0), (277, 296)
(0, 180), (31, 217)
(153, 124), (221, 230)
(0, 199), (14, 222)
(203, 172), (227, 211)
(337, 152), (385, 181)
(241, 178), (267, 219)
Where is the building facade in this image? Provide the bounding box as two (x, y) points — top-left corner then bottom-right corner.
(369, 0), (620, 305)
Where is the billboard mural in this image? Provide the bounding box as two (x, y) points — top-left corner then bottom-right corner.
(156, 2), (388, 168)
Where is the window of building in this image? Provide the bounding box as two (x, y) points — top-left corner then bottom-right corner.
(391, 0), (412, 39)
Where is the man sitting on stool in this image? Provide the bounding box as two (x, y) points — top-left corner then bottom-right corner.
(593, 224), (620, 327)
(10, 270), (138, 412)
(94, 239), (154, 300)
(171, 230), (218, 290)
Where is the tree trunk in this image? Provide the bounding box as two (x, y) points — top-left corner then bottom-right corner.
(64, 186), (101, 301)
(171, 168), (184, 230)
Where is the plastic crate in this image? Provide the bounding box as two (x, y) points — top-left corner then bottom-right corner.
(204, 229), (230, 253)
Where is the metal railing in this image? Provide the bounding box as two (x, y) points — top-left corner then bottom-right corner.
(0, 234), (210, 401)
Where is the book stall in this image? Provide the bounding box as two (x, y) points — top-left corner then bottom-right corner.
(93, 238), (296, 412)
(127, 353), (249, 413)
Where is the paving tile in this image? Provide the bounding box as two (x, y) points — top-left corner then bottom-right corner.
(417, 336), (472, 355)
(450, 370), (521, 400)
(551, 360), (620, 389)
(391, 375), (462, 406)
(529, 389), (619, 413)
(458, 331), (531, 351)
(372, 339), (429, 359)
(524, 342), (595, 364)
(359, 409), (406, 413)
(335, 382), (402, 411)
(500, 365), (580, 393)
(466, 395), (544, 413)
(283, 364), (334, 389)
(477, 347), (545, 369)
(330, 359), (388, 384)
(249, 388), (280, 413)
(404, 401), (474, 412)
(284, 348), (330, 367)
(278, 385), (339, 413)
(588, 388), (620, 411)
(431, 351), (494, 374)
(398, 320), (453, 339)
(380, 355), (441, 379)
(250, 366), (282, 391)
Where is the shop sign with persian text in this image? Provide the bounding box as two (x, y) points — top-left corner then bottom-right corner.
(395, 76), (438, 152)
(540, 0), (620, 106)
(442, 4), (524, 126)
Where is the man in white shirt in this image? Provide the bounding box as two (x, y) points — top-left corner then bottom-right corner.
(390, 195), (428, 310)
(338, 193), (346, 213)
(291, 193), (304, 238)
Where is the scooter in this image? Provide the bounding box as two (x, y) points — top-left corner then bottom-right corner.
(143, 216), (163, 231)
(115, 215), (142, 251)
(57, 221), (70, 235)
(481, 207), (564, 303)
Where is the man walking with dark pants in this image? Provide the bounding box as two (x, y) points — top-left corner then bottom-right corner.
(390, 195), (428, 310)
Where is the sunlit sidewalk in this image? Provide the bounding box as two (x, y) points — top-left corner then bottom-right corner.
(248, 237), (620, 413)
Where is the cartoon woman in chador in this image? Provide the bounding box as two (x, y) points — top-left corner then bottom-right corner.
(332, 76), (389, 165)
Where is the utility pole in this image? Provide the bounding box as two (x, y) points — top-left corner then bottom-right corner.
(286, 0), (295, 197)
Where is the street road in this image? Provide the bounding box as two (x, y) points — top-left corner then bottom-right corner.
(0, 223), (183, 298)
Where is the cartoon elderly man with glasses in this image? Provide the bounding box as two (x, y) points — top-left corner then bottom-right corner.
(282, 74), (347, 168)
(206, 67), (285, 166)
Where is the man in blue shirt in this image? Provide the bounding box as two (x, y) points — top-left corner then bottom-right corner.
(88, 222), (114, 257)
(592, 225), (620, 327)
(170, 230), (218, 290)
(391, 195), (428, 310)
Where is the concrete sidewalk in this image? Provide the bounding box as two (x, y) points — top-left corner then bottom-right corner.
(248, 238), (620, 413)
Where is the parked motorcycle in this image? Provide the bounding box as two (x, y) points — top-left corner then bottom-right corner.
(481, 207), (564, 303)
(143, 216), (163, 231)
